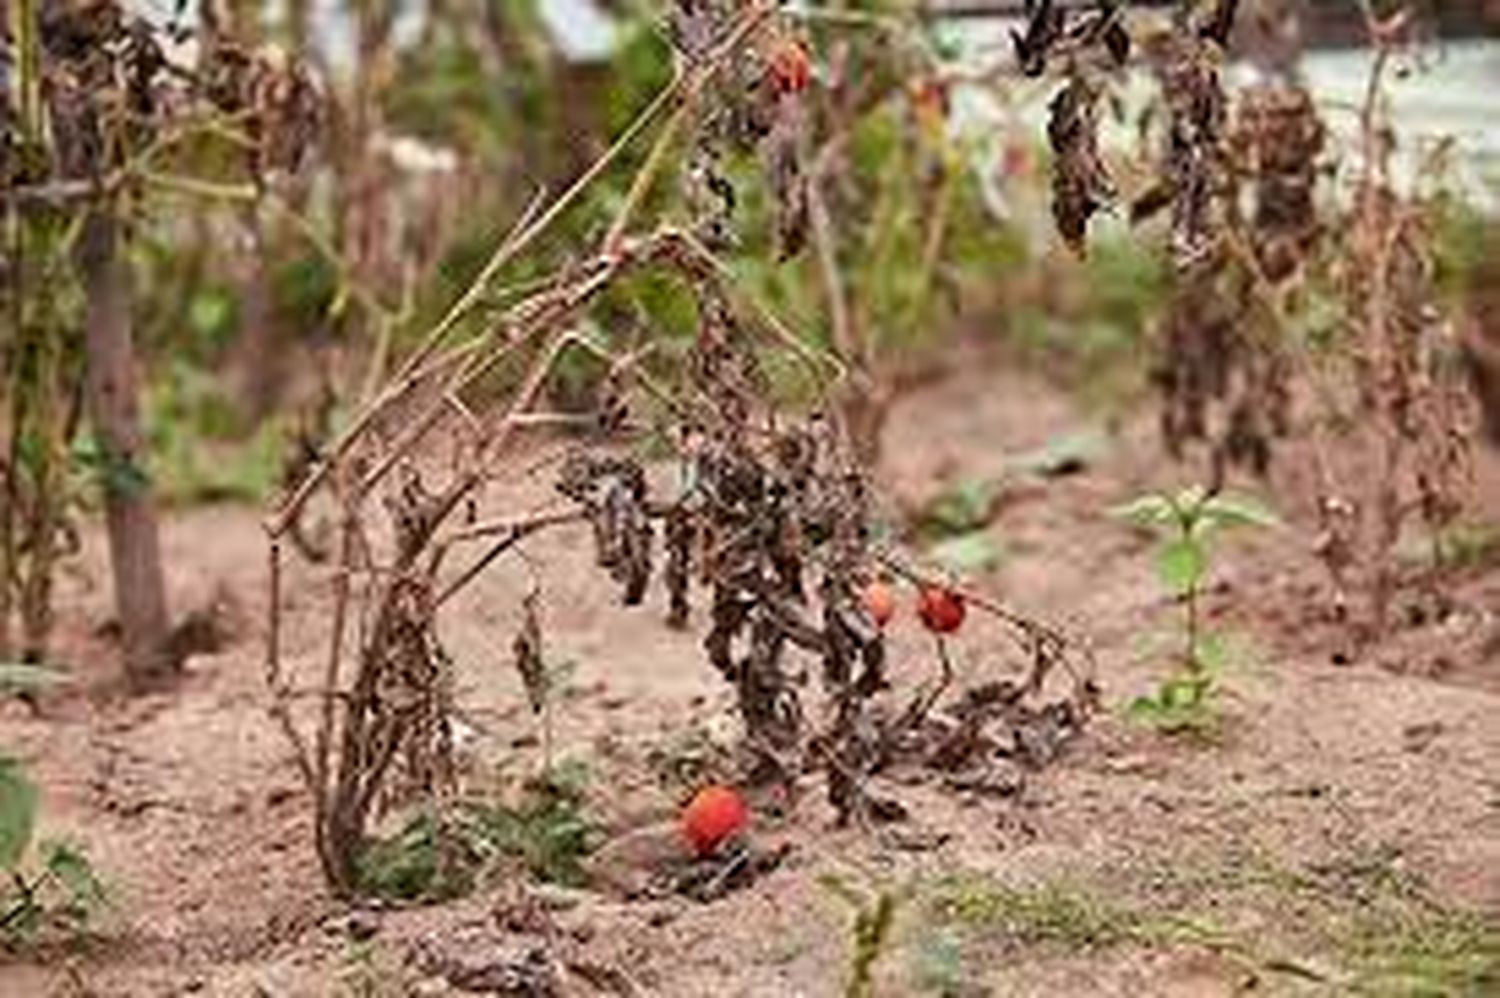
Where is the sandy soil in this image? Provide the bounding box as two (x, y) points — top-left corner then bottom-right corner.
(2, 354), (1498, 997)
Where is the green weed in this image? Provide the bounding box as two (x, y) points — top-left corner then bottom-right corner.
(921, 848), (1500, 996)
(1342, 906), (1500, 997)
(1114, 485), (1277, 735)
(0, 756), (106, 950)
(930, 875), (1140, 951)
(355, 773), (596, 903)
(820, 871), (912, 998)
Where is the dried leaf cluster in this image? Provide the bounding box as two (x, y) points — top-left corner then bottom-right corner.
(1019, 0), (1133, 251)
(4, 0), (320, 196)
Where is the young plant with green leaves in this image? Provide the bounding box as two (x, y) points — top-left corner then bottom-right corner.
(354, 770), (596, 903)
(1114, 485), (1277, 734)
(0, 755), (105, 950)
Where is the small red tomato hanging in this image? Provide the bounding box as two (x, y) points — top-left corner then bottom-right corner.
(864, 580), (896, 628)
(680, 784), (750, 857)
(917, 586), (966, 635)
(908, 77), (950, 121)
(767, 39), (812, 95)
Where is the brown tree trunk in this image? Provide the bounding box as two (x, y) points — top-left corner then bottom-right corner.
(2, 237), (17, 663)
(77, 211), (175, 689)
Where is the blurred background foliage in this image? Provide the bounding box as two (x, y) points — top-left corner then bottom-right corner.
(42, 0), (1494, 507)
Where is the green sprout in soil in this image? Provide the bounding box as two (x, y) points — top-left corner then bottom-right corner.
(1114, 485), (1278, 735)
(820, 870), (912, 998)
(0, 755), (107, 950)
(355, 771), (596, 903)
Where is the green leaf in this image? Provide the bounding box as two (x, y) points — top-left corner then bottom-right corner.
(927, 531), (1004, 574)
(40, 839), (106, 912)
(1199, 494), (1280, 530)
(1112, 493), (1176, 528)
(0, 756), (38, 870)
(1172, 484), (1210, 513)
(186, 289), (236, 348)
(0, 663), (66, 696)
(72, 436), (152, 499)
(1011, 430), (1107, 478)
(920, 478), (1001, 537)
(1126, 694), (1165, 720)
(1156, 537), (1206, 596)
(1159, 675), (1208, 710)
(1194, 632), (1231, 673)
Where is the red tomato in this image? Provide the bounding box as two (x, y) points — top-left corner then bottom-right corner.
(864, 580), (896, 627)
(1003, 140), (1034, 180)
(768, 39), (812, 95)
(680, 785), (749, 857)
(908, 77), (950, 121)
(917, 586), (965, 635)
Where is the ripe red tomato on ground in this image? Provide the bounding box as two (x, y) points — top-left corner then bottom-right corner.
(680, 784), (749, 857)
(767, 39), (812, 95)
(917, 586), (965, 635)
(863, 580), (896, 627)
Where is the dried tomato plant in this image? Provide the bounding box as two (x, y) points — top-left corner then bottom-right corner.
(1116, 5), (1473, 644)
(264, 1), (1096, 895)
(1307, 10), (1473, 640)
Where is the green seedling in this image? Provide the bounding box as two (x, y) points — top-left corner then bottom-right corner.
(821, 870), (913, 998)
(0, 756), (106, 949)
(355, 769), (597, 902)
(917, 477), (1002, 539)
(1114, 485), (1277, 735)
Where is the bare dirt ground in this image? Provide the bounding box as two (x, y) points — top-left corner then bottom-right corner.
(3, 354), (1499, 997)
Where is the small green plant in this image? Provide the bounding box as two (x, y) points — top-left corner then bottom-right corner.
(469, 769), (595, 887)
(922, 850), (1500, 994)
(917, 478), (1002, 540)
(914, 477), (1006, 575)
(355, 769), (596, 902)
(353, 807), (477, 903)
(1341, 903), (1500, 995)
(820, 871), (912, 998)
(0, 756), (106, 949)
(1114, 485), (1277, 734)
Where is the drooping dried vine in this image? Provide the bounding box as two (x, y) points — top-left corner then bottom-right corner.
(1135, 1), (1289, 485)
(1026, 0), (1133, 252)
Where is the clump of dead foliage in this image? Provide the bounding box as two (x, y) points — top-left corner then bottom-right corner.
(1309, 9), (1474, 642)
(1032, 2), (1475, 650)
(264, 0), (1095, 898)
